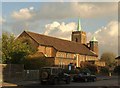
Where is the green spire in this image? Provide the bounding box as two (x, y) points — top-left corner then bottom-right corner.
(77, 18), (82, 31)
(91, 36), (98, 42)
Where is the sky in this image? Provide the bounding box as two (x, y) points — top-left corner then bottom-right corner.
(1, 1), (119, 58)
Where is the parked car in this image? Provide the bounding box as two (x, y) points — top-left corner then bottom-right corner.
(40, 67), (71, 85)
(73, 72), (97, 82)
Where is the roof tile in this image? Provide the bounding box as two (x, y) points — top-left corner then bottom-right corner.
(25, 31), (97, 56)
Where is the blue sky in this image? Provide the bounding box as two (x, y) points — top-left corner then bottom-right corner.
(1, 2), (118, 57)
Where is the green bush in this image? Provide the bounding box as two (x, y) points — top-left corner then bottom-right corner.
(64, 66), (97, 75)
(100, 67), (109, 74)
(82, 63), (98, 74)
(78, 67), (90, 73)
(64, 68), (80, 74)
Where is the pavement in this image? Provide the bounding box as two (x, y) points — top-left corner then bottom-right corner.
(0, 75), (119, 87)
(1, 80), (40, 87)
(97, 75), (118, 80)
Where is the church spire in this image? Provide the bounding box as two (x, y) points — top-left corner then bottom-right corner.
(77, 18), (82, 31)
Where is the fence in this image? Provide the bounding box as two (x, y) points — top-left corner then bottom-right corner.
(0, 64), (24, 82)
(0, 64), (40, 82)
(23, 70), (40, 81)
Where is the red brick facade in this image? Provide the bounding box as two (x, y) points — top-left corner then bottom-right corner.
(17, 31), (104, 67)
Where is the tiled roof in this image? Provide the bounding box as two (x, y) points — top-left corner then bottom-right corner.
(24, 31), (97, 56)
(115, 56), (120, 59)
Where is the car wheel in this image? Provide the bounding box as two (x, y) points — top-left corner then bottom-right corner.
(66, 78), (70, 84)
(73, 79), (77, 82)
(41, 81), (45, 85)
(53, 78), (58, 85)
(41, 72), (48, 79)
(84, 78), (88, 82)
(93, 78), (96, 82)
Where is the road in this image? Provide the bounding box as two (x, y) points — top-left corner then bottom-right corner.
(2, 76), (120, 88)
(62, 78), (119, 86)
(23, 76), (120, 87)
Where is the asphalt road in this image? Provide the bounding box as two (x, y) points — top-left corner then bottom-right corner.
(22, 76), (119, 88)
(2, 76), (120, 88)
(62, 78), (119, 86)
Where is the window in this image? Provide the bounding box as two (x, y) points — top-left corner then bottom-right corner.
(52, 68), (58, 74)
(66, 53), (74, 59)
(76, 38), (78, 42)
(57, 52), (65, 58)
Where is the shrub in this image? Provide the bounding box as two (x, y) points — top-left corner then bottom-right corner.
(82, 62), (98, 74)
(64, 68), (80, 74)
(114, 65), (120, 75)
(100, 67), (109, 74)
(81, 68), (91, 74)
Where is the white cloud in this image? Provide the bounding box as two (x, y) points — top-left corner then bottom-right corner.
(29, 7), (34, 10)
(93, 21), (118, 56)
(7, 3), (115, 25)
(107, 21), (118, 36)
(0, 17), (6, 24)
(94, 21), (118, 40)
(33, 2), (117, 20)
(44, 21), (77, 40)
(11, 7), (34, 20)
(71, 2), (117, 18)
(10, 3), (116, 21)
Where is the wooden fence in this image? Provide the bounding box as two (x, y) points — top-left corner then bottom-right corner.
(0, 64), (40, 82)
(23, 70), (40, 81)
(0, 64), (24, 82)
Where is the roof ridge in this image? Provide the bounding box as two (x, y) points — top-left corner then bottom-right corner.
(23, 31), (97, 56)
(25, 30), (83, 45)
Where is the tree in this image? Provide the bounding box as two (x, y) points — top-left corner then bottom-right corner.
(100, 52), (116, 67)
(2, 32), (53, 69)
(24, 52), (52, 70)
(2, 33), (34, 64)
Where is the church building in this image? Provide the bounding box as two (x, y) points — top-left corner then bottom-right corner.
(17, 19), (105, 68)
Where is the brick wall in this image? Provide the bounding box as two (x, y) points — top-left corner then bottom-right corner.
(38, 46), (56, 57)
(18, 31), (39, 50)
(55, 57), (76, 67)
(95, 61), (105, 67)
